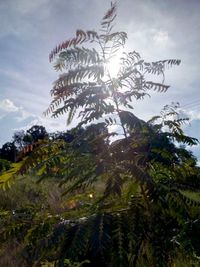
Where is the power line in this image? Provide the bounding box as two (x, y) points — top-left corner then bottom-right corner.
(182, 104), (200, 110)
(181, 99), (200, 108)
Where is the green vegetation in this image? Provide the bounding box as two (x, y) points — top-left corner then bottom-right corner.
(0, 2), (200, 266)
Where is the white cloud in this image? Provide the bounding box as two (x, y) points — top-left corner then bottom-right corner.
(180, 108), (200, 121)
(0, 99), (35, 145)
(153, 30), (169, 45)
(21, 115), (67, 134)
(0, 98), (67, 146)
(0, 99), (20, 114)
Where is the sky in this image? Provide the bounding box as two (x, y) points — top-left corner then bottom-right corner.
(0, 0), (200, 159)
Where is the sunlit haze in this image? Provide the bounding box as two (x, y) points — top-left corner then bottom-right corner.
(106, 53), (122, 78)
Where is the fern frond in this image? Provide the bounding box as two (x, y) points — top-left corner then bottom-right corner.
(104, 172), (123, 197)
(144, 59), (181, 76)
(53, 47), (101, 71)
(118, 90), (149, 104)
(99, 32), (127, 46)
(65, 220), (91, 259)
(167, 132), (199, 146)
(49, 30), (99, 62)
(101, 2), (117, 28)
(111, 213), (129, 266)
(179, 191), (200, 207)
(0, 162), (23, 190)
(50, 85), (112, 122)
(67, 105), (77, 125)
(45, 82), (94, 116)
(119, 111), (146, 131)
(89, 214), (111, 258)
(145, 81), (170, 92)
(18, 140), (65, 175)
(124, 161), (153, 185)
(54, 65), (104, 87)
(119, 51), (141, 68)
(51, 82), (87, 97)
(147, 115), (161, 125)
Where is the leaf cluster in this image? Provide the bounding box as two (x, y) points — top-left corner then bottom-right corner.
(0, 2), (200, 267)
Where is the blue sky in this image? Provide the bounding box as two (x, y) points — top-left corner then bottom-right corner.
(0, 0), (200, 159)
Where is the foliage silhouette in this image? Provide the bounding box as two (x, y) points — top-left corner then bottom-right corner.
(0, 2), (200, 267)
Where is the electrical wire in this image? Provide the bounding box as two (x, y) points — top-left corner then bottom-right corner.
(181, 98), (200, 108)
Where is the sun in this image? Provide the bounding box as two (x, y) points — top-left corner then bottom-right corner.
(105, 52), (122, 78)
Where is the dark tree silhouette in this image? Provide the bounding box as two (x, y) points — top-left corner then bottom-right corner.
(0, 142), (17, 162)
(27, 125), (48, 143)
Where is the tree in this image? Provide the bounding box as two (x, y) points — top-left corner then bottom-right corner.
(12, 130), (25, 151)
(26, 125), (48, 143)
(0, 142), (17, 162)
(45, 4), (180, 137)
(0, 159), (11, 172)
(0, 2), (200, 267)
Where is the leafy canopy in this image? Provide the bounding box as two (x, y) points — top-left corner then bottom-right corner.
(45, 1), (181, 136)
(0, 2), (200, 267)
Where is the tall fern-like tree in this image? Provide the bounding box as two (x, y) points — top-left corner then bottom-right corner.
(31, 3), (199, 266)
(45, 1), (180, 138)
